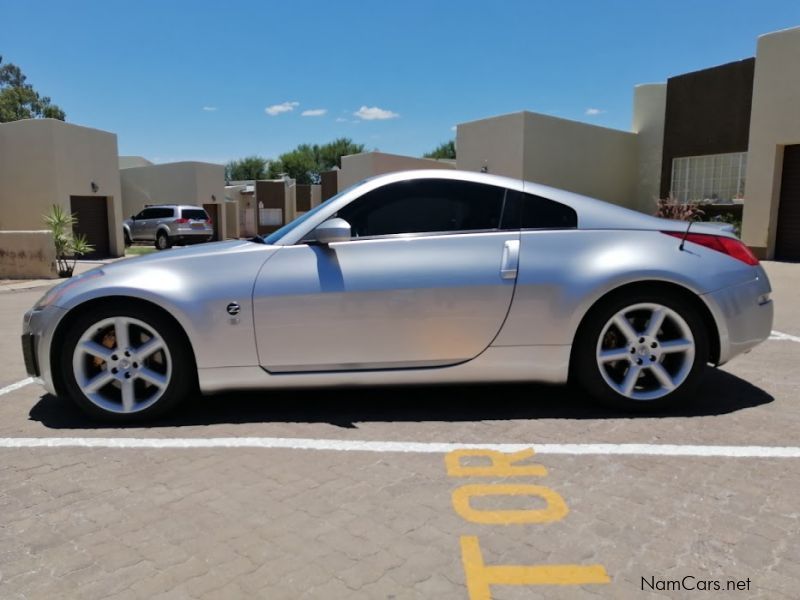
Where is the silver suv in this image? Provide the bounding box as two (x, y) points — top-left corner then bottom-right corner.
(123, 205), (214, 250)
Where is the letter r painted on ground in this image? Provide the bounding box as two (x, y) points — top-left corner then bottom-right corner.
(445, 448), (548, 477)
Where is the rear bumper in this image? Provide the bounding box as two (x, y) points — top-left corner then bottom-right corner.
(171, 233), (213, 244)
(701, 266), (773, 365)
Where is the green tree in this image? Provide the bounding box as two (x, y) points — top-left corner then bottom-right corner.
(0, 56), (65, 122)
(269, 138), (366, 184)
(319, 137), (365, 169)
(225, 155), (268, 181)
(423, 140), (456, 159)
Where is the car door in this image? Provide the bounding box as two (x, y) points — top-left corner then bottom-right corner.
(252, 178), (521, 372)
(149, 207), (173, 239)
(131, 208), (155, 240)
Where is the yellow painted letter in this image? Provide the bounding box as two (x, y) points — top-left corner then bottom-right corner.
(445, 448), (547, 478)
(460, 536), (610, 599)
(452, 484), (569, 524)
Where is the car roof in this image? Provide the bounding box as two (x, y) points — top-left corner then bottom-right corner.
(142, 204), (207, 210)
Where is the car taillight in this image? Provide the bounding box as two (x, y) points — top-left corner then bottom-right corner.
(174, 218), (189, 224)
(207, 218), (212, 225)
(662, 231), (759, 265)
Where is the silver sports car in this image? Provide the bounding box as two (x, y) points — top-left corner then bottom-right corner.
(22, 170), (773, 421)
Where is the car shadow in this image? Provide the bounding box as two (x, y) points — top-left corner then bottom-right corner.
(29, 367), (773, 430)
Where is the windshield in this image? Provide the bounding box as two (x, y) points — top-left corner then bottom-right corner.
(260, 181), (363, 244)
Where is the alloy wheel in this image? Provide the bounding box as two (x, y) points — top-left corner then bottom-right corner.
(595, 302), (695, 401)
(71, 316), (172, 414)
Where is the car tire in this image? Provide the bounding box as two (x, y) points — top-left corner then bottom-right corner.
(59, 303), (195, 422)
(124, 231), (132, 247)
(155, 231), (171, 250)
(574, 290), (708, 411)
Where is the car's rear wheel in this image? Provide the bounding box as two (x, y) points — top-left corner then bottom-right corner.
(60, 304), (193, 421)
(574, 291), (708, 410)
(155, 231), (171, 250)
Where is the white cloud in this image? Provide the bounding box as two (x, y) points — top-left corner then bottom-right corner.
(335, 117), (348, 122)
(202, 106), (217, 112)
(354, 105), (399, 120)
(301, 108), (327, 117)
(265, 101), (299, 116)
(585, 108), (605, 116)
(450, 125), (457, 132)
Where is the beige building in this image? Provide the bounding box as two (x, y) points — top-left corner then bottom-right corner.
(457, 112), (639, 209)
(0, 119), (125, 263)
(120, 161), (230, 241)
(453, 26), (800, 260)
(336, 151), (455, 191)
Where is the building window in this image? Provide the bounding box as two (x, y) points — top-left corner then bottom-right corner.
(259, 208), (283, 226)
(670, 152), (747, 203)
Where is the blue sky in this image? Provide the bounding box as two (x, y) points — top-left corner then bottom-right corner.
(2, 1), (799, 164)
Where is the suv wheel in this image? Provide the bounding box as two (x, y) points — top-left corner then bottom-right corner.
(155, 231), (171, 250)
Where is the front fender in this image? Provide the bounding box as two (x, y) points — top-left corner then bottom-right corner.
(49, 242), (279, 370)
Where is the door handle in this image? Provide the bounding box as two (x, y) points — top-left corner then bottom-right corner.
(500, 240), (520, 279)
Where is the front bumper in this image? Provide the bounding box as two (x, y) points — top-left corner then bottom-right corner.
(22, 305), (67, 395)
(701, 267), (773, 365)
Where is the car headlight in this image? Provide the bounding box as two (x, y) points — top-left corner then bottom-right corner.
(33, 269), (105, 310)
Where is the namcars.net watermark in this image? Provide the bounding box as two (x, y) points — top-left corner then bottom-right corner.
(642, 575), (752, 593)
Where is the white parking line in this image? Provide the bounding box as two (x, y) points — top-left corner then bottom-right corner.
(770, 330), (800, 343)
(0, 377), (35, 396)
(0, 437), (798, 457)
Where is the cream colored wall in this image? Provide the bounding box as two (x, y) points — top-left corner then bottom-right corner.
(0, 119), (124, 257)
(310, 184), (321, 208)
(119, 156), (153, 169)
(522, 112), (638, 208)
(0, 230), (57, 279)
(338, 152), (455, 190)
(120, 161), (229, 238)
(742, 26), (800, 257)
(632, 84), (667, 213)
(456, 112), (526, 178)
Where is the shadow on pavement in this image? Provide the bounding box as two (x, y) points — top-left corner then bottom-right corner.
(29, 367), (773, 430)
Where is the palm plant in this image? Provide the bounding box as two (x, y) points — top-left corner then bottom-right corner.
(43, 204), (94, 277)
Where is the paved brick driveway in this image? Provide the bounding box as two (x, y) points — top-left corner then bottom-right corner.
(0, 262), (798, 599)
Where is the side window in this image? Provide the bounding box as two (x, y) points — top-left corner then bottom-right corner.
(337, 179), (507, 238)
(503, 192), (577, 229)
(137, 208), (157, 219)
(155, 207), (175, 219)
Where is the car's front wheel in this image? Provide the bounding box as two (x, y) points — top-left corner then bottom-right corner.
(60, 304), (193, 421)
(574, 291), (708, 410)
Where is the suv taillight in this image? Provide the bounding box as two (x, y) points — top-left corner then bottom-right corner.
(174, 218), (189, 224)
(662, 231), (759, 266)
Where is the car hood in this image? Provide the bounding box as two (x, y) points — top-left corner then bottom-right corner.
(43, 240), (279, 310)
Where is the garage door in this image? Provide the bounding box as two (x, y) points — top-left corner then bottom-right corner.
(70, 196), (110, 259)
(775, 145), (800, 261)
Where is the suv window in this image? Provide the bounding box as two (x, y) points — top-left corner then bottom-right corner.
(136, 208), (159, 219)
(182, 209), (208, 220)
(337, 179), (507, 238)
(152, 207), (175, 219)
(502, 192), (578, 229)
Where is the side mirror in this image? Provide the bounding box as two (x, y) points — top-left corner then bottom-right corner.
(313, 218), (352, 244)
(130, 215), (136, 220)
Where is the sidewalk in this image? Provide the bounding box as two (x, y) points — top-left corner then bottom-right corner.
(0, 258), (121, 294)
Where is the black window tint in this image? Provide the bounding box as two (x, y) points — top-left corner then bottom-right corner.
(137, 208), (158, 219)
(337, 179), (506, 237)
(519, 193), (577, 229)
(182, 209), (208, 220)
(156, 207), (175, 218)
